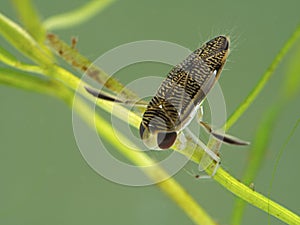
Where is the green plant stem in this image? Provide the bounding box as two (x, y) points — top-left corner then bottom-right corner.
(0, 13), (53, 66)
(1, 5), (220, 225)
(0, 67), (217, 225)
(11, 0), (45, 43)
(45, 33), (139, 100)
(213, 168), (300, 225)
(231, 39), (300, 224)
(225, 24), (300, 130)
(1, 10), (300, 225)
(0, 46), (44, 74)
(267, 118), (300, 225)
(230, 105), (281, 225)
(0, 68), (71, 102)
(43, 30), (300, 225)
(43, 0), (116, 30)
(0, 14), (216, 223)
(0, 65), (300, 224)
(75, 97), (217, 225)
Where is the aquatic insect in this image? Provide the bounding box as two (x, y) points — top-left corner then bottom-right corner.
(86, 36), (248, 150)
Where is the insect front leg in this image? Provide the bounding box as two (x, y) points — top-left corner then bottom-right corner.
(196, 105), (204, 123)
(182, 128), (220, 178)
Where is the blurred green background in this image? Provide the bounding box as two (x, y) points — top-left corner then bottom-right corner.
(1, 0), (299, 224)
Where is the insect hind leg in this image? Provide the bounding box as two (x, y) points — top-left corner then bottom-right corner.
(196, 108), (250, 146)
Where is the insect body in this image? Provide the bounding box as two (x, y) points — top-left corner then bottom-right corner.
(139, 36), (230, 149)
(86, 36), (248, 150)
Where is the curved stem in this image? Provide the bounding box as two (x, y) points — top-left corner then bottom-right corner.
(1, 11), (299, 225)
(0, 67), (217, 225)
(43, 0), (116, 30)
(213, 168), (300, 225)
(225, 24), (300, 130)
(11, 0), (45, 43)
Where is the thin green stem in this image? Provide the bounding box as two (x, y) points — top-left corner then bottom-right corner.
(267, 118), (300, 225)
(75, 97), (217, 225)
(231, 38), (300, 224)
(0, 46), (44, 74)
(0, 15), (218, 223)
(43, 0), (116, 30)
(1, 10), (300, 225)
(230, 104), (282, 225)
(0, 13), (53, 66)
(46, 36), (300, 225)
(0, 67), (217, 225)
(213, 168), (300, 225)
(11, 0), (45, 43)
(45, 33), (139, 100)
(0, 68), (71, 102)
(225, 24), (300, 130)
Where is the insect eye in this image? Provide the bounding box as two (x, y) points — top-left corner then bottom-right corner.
(157, 132), (177, 149)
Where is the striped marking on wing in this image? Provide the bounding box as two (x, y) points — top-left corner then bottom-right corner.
(154, 52), (216, 125)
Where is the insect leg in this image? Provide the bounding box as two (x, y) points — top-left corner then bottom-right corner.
(85, 86), (148, 107)
(196, 108), (249, 145)
(199, 121), (250, 146)
(183, 128), (220, 178)
(196, 105), (204, 122)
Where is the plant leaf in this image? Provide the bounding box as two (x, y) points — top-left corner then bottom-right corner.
(225, 25), (300, 130)
(0, 13), (52, 66)
(282, 41), (300, 99)
(11, 0), (45, 43)
(43, 0), (116, 30)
